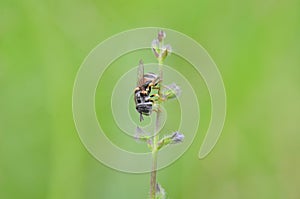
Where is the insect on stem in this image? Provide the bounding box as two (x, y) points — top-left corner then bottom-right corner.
(135, 30), (172, 199)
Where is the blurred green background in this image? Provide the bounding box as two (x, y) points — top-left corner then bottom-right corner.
(1, 0), (300, 198)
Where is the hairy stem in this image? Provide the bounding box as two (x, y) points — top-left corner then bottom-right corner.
(150, 59), (163, 199)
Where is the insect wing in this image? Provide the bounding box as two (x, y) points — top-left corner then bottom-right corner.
(137, 59), (144, 87)
(144, 72), (160, 86)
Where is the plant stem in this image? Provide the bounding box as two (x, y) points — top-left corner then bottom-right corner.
(150, 59), (163, 199)
(150, 147), (158, 198)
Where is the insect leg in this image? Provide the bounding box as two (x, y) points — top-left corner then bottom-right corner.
(140, 113), (144, 121)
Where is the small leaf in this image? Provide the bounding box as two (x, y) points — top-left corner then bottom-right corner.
(135, 126), (153, 150)
(161, 44), (172, 61)
(152, 39), (160, 58)
(135, 126), (149, 142)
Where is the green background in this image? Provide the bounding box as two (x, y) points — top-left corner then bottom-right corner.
(1, 0), (300, 198)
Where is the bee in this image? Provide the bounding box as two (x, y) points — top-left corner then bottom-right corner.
(134, 60), (160, 121)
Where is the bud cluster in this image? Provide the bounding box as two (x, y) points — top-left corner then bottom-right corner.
(152, 30), (172, 62)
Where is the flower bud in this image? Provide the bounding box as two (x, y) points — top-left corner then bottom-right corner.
(157, 131), (184, 150)
(157, 30), (166, 42)
(163, 83), (181, 100)
(156, 183), (166, 199)
(151, 30), (172, 61)
(170, 132), (184, 144)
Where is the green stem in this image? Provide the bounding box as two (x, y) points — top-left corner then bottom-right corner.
(150, 58), (163, 199)
(150, 147), (158, 198)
